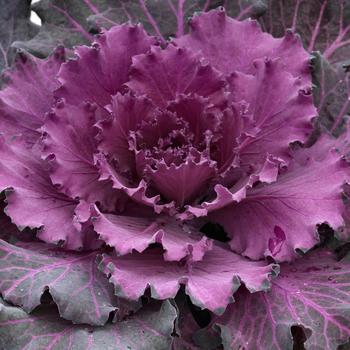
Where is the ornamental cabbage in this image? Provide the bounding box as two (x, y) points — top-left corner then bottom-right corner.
(0, 3), (350, 350)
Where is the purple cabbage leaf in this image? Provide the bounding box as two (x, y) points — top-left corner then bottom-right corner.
(0, 1), (350, 349)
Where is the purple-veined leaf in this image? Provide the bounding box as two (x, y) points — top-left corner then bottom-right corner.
(13, 0), (213, 55)
(87, 0), (212, 41)
(311, 51), (350, 135)
(12, 0), (95, 57)
(0, 298), (177, 350)
(260, 0), (350, 65)
(12, 0), (269, 58)
(98, 245), (279, 315)
(214, 250), (350, 350)
(0, 0), (38, 74)
(224, 0), (268, 19)
(0, 239), (140, 326)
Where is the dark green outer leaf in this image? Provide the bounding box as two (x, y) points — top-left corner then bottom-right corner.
(172, 294), (222, 350)
(0, 0), (38, 74)
(260, 0), (350, 65)
(214, 250), (350, 350)
(12, 0), (268, 58)
(0, 298), (177, 350)
(0, 239), (140, 326)
(311, 51), (350, 135)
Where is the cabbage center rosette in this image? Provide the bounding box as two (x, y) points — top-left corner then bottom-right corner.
(0, 9), (348, 315)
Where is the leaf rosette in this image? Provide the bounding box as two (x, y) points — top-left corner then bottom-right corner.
(0, 4), (350, 349)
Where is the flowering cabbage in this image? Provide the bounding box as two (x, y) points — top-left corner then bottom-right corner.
(1, 3), (350, 350)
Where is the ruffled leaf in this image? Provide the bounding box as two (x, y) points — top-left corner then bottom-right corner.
(215, 250), (350, 350)
(42, 101), (117, 210)
(210, 138), (348, 261)
(0, 199), (36, 243)
(126, 44), (226, 108)
(97, 92), (155, 174)
(99, 245), (279, 315)
(93, 208), (212, 261)
(0, 297), (176, 350)
(179, 155), (281, 220)
(0, 239), (139, 326)
(147, 159), (216, 207)
(174, 8), (311, 82)
(0, 137), (84, 249)
(56, 23), (156, 107)
(0, 48), (65, 143)
(230, 58), (315, 165)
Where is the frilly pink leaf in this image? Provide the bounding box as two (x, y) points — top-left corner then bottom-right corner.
(56, 24), (156, 107)
(180, 155), (282, 220)
(210, 137), (349, 261)
(99, 245), (279, 315)
(0, 137), (86, 250)
(41, 101), (118, 211)
(146, 158), (217, 207)
(230, 58), (315, 166)
(92, 207), (212, 261)
(126, 44), (227, 108)
(0, 47), (65, 144)
(97, 92), (155, 174)
(174, 8), (310, 81)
